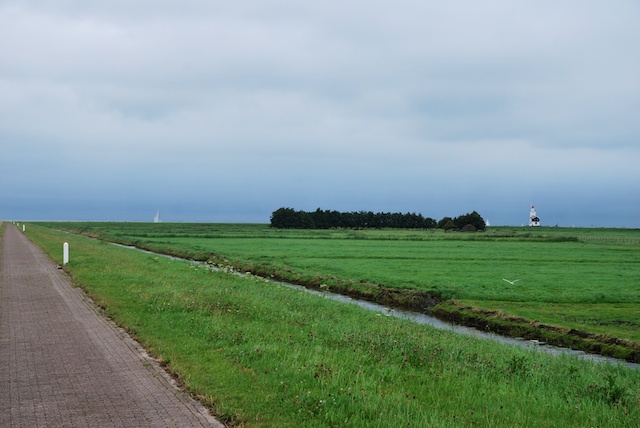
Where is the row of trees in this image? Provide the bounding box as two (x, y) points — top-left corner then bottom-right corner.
(270, 208), (486, 231)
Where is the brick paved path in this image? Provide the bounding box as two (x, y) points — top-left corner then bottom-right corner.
(0, 224), (223, 427)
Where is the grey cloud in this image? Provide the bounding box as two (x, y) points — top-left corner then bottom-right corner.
(1, 1), (639, 225)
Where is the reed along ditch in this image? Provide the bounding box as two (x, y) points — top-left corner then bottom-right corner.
(115, 243), (639, 369)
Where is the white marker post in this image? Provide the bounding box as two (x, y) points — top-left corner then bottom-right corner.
(23, 224), (26, 232)
(63, 242), (69, 265)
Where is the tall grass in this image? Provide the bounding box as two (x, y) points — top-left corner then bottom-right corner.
(24, 224), (640, 427)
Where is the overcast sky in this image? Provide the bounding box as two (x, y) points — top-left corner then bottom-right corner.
(1, 1), (639, 226)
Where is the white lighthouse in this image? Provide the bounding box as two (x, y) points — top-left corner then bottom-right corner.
(529, 205), (540, 227)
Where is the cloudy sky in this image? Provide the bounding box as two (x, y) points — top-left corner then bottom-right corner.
(1, 1), (639, 226)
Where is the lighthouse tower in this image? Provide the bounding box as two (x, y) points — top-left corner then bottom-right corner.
(529, 205), (540, 227)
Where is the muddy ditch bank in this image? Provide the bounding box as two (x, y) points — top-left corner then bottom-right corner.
(433, 302), (640, 364)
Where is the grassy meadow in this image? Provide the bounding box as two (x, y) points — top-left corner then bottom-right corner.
(18, 223), (640, 427)
(38, 222), (640, 343)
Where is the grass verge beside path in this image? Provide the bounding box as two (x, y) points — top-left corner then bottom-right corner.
(23, 224), (640, 427)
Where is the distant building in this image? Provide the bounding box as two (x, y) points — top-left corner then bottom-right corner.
(529, 205), (540, 227)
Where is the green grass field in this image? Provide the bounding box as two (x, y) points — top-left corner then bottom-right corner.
(38, 222), (640, 344)
(19, 223), (640, 427)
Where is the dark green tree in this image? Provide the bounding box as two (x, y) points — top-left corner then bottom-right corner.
(453, 211), (486, 231)
(437, 217), (454, 229)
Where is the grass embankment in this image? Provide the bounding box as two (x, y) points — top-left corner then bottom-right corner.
(37, 222), (640, 362)
(24, 224), (640, 427)
(433, 301), (640, 363)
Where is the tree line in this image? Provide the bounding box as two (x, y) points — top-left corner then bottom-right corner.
(270, 208), (486, 231)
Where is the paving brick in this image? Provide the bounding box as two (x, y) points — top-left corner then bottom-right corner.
(0, 224), (223, 427)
